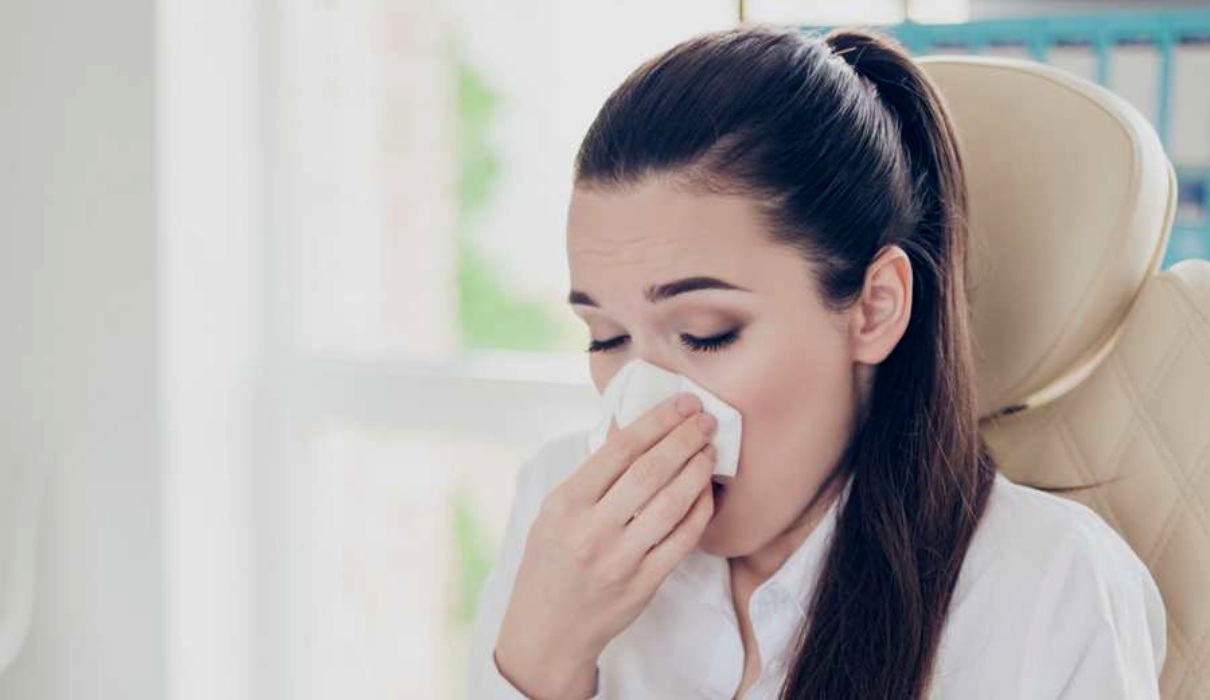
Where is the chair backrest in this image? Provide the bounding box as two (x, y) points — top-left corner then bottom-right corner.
(916, 55), (1210, 698)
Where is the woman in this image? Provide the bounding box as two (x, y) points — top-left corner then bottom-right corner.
(466, 24), (1166, 699)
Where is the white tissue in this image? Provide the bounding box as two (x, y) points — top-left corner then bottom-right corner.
(586, 358), (742, 480)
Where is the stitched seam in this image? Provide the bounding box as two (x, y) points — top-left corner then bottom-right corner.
(1166, 264), (1210, 332)
(1120, 347), (1210, 691)
(1056, 415), (1120, 530)
(1105, 319), (1198, 662)
(1165, 436), (1210, 700)
(1107, 341), (1184, 565)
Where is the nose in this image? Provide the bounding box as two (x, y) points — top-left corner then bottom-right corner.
(627, 351), (679, 376)
(597, 354), (684, 418)
(597, 352), (677, 392)
(605, 355), (682, 389)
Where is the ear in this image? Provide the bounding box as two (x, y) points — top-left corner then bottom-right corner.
(849, 244), (913, 365)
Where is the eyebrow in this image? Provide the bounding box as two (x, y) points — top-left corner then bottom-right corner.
(568, 276), (752, 307)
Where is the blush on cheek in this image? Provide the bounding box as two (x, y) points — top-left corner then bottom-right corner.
(723, 341), (853, 500)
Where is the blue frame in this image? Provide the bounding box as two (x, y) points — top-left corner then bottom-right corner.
(807, 9), (1210, 267)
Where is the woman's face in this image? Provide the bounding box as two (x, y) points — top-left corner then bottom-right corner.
(566, 175), (911, 561)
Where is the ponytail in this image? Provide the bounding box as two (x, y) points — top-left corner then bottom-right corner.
(775, 28), (996, 700)
(823, 28), (970, 312)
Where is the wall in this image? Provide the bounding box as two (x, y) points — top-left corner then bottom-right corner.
(0, 0), (166, 699)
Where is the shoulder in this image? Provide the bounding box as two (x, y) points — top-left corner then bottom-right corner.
(508, 427), (594, 517)
(937, 472), (1167, 697)
(515, 427), (592, 493)
(962, 472), (1161, 604)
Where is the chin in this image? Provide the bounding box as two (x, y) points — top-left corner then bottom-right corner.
(696, 519), (745, 558)
(695, 479), (748, 557)
(696, 537), (728, 558)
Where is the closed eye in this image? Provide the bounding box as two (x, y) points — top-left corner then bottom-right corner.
(586, 329), (741, 354)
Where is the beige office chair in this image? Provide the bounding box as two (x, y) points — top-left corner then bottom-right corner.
(916, 55), (1210, 698)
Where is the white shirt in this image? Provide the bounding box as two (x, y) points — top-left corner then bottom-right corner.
(466, 428), (1167, 699)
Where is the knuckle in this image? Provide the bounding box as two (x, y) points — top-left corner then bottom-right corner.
(573, 546), (595, 567)
(594, 551), (635, 587)
(664, 397), (691, 424)
(645, 494), (679, 525)
(614, 430), (643, 458)
(568, 528), (600, 567)
(630, 455), (664, 492)
(616, 590), (647, 621)
(679, 416), (710, 446)
(539, 490), (570, 520)
(629, 562), (656, 592)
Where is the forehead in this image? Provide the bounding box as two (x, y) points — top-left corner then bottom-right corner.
(566, 178), (775, 283)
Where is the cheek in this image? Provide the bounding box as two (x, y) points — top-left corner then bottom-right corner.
(727, 324), (856, 489)
(699, 324), (857, 555)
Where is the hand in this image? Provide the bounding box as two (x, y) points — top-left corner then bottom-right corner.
(494, 392), (718, 700)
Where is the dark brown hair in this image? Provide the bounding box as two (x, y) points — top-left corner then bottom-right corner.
(573, 24), (998, 698)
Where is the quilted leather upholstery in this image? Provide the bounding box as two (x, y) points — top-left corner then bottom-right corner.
(980, 262), (1210, 698)
(918, 56), (1210, 698)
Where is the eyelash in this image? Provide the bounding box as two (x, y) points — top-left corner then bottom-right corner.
(585, 329), (741, 354)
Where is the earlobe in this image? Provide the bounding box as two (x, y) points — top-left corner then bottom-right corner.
(850, 245), (912, 365)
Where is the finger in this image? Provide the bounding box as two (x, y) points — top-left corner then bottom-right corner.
(561, 392), (703, 506)
(618, 443), (716, 565)
(635, 480), (714, 588)
(596, 410), (716, 527)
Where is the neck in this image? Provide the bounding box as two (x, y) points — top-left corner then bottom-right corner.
(730, 472), (847, 584)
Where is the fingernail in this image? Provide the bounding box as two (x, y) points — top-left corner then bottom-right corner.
(676, 393), (701, 416)
(696, 412), (716, 435)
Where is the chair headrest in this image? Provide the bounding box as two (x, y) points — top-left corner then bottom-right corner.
(915, 56), (1178, 419)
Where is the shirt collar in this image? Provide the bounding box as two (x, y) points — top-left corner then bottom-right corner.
(671, 472), (853, 621)
(764, 472), (852, 618)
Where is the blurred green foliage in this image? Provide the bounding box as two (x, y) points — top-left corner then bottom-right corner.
(450, 34), (574, 353)
(451, 482), (496, 627)
(446, 34), (583, 633)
